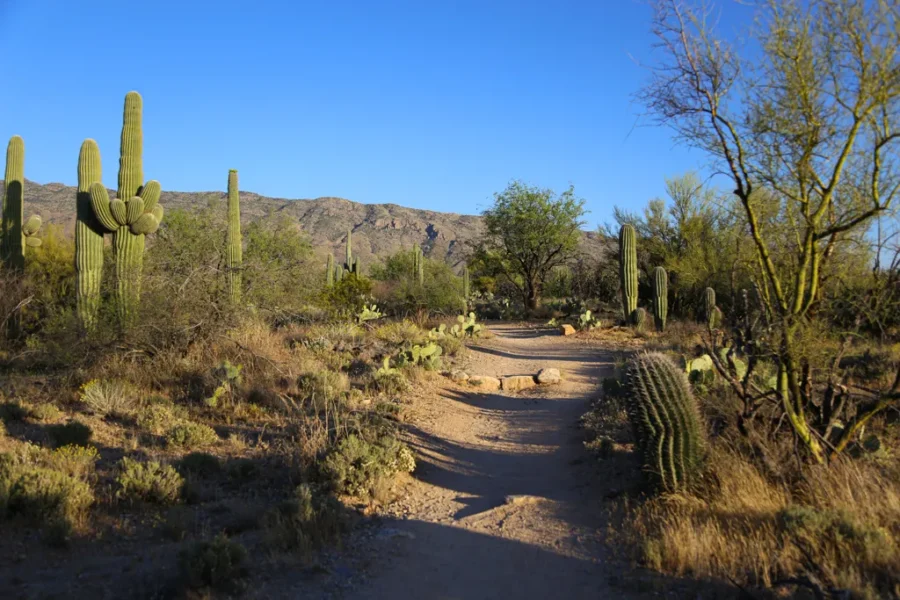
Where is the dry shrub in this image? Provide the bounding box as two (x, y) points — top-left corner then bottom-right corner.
(617, 446), (900, 597)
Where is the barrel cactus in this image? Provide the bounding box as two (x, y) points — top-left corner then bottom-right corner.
(631, 307), (648, 331)
(75, 140), (105, 328)
(625, 352), (706, 491)
(651, 266), (668, 332)
(226, 169), (242, 303)
(2, 135), (41, 270)
(88, 91), (164, 326)
(619, 224), (638, 322)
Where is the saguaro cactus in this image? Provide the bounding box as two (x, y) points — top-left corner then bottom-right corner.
(463, 267), (470, 300)
(703, 287), (718, 328)
(651, 266), (668, 332)
(226, 169), (242, 303)
(88, 91), (163, 326)
(2, 136), (28, 270)
(75, 140), (105, 328)
(342, 229), (359, 275)
(625, 352), (706, 491)
(619, 224), (638, 322)
(326, 253), (334, 286)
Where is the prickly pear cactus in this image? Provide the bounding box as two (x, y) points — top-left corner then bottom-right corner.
(356, 304), (383, 324)
(625, 352), (706, 491)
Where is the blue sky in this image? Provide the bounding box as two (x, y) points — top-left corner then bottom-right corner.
(0, 0), (751, 229)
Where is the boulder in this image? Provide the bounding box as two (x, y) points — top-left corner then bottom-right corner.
(467, 375), (501, 391)
(536, 368), (561, 385)
(449, 370), (470, 383)
(501, 375), (536, 392)
(560, 324), (576, 336)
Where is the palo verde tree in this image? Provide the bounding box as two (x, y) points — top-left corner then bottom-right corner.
(638, 0), (900, 463)
(475, 180), (586, 312)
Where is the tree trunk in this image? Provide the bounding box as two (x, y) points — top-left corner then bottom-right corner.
(525, 280), (540, 313)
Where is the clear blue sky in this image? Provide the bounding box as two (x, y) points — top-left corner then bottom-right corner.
(0, 0), (750, 229)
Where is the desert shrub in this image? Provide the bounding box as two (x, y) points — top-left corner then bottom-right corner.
(178, 452), (222, 478)
(166, 421), (219, 449)
(0, 401), (30, 422)
(47, 421), (93, 448)
(115, 457), (184, 505)
(374, 361), (407, 396)
(298, 370), (349, 409)
(78, 379), (138, 416)
(47, 445), (99, 479)
(262, 483), (345, 555)
(225, 458), (258, 482)
(432, 332), (463, 357)
(178, 533), (248, 593)
(373, 320), (428, 346)
(370, 249), (466, 315)
(136, 402), (182, 435)
(321, 434), (416, 499)
(0, 462), (93, 535)
(324, 274), (375, 316)
(28, 403), (62, 422)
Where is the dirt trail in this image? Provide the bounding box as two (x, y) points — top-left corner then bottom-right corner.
(339, 322), (627, 599)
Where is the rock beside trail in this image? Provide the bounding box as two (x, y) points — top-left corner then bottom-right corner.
(467, 375), (501, 391)
(449, 370), (469, 383)
(501, 375), (536, 392)
(560, 324), (576, 336)
(536, 368), (561, 385)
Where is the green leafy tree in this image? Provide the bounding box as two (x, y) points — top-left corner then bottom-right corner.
(476, 181), (586, 311)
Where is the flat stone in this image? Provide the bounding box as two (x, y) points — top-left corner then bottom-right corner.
(449, 370), (469, 383)
(560, 324), (576, 336)
(536, 368), (561, 385)
(467, 375), (501, 391)
(501, 375), (537, 392)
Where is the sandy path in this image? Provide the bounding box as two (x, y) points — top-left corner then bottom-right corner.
(338, 322), (626, 599)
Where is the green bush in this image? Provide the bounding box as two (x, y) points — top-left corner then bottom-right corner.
(29, 403), (62, 422)
(136, 402), (182, 435)
(115, 457), (184, 505)
(0, 461), (93, 535)
(78, 379), (138, 416)
(47, 421), (93, 448)
(370, 249), (466, 315)
(166, 421), (219, 449)
(47, 445), (99, 479)
(322, 434), (416, 498)
(178, 452), (222, 478)
(298, 370), (350, 409)
(178, 533), (248, 593)
(262, 483), (345, 555)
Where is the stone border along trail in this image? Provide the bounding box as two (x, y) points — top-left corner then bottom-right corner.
(255, 322), (666, 599)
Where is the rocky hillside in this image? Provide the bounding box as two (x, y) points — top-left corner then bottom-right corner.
(4, 179), (606, 269)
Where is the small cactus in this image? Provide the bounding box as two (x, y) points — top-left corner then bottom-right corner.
(625, 352), (706, 491)
(651, 267), (668, 332)
(619, 224), (638, 322)
(631, 307), (648, 331)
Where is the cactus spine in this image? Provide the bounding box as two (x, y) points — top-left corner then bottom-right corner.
(226, 169), (242, 303)
(76, 140), (105, 328)
(619, 224), (638, 323)
(326, 253), (334, 286)
(625, 352), (706, 491)
(88, 91), (164, 326)
(651, 266), (668, 332)
(703, 287), (717, 328)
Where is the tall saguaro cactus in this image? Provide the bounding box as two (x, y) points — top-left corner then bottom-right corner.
(226, 169), (242, 303)
(703, 287), (718, 328)
(76, 140), (105, 328)
(625, 352), (706, 491)
(651, 266), (668, 332)
(88, 91), (164, 326)
(326, 253), (334, 286)
(342, 229), (359, 275)
(619, 224), (638, 322)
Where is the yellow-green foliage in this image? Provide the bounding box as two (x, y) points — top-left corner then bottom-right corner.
(79, 379), (138, 415)
(28, 402), (62, 422)
(0, 455), (94, 534)
(115, 457), (183, 505)
(136, 402), (183, 435)
(47, 445), (99, 479)
(322, 434), (415, 499)
(165, 421), (219, 449)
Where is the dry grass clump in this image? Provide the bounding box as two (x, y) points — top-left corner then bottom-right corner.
(616, 446), (900, 597)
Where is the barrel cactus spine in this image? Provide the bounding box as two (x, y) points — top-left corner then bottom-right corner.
(226, 169), (242, 303)
(75, 139), (105, 329)
(88, 91), (164, 326)
(651, 267), (668, 332)
(625, 352), (706, 491)
(619, 224), (638, 323)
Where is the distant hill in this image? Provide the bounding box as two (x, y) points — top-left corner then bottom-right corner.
(3, 179), (607, 269)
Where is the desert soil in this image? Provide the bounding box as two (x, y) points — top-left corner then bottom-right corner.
(265, 322), (661, 600)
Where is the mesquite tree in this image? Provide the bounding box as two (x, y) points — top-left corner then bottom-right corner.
(476, 180), (585, 312)
(638, 0), (900, 462)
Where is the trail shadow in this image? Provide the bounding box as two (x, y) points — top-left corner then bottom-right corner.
(469, 343), (602, 364)
(491, 326), (561, 340)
